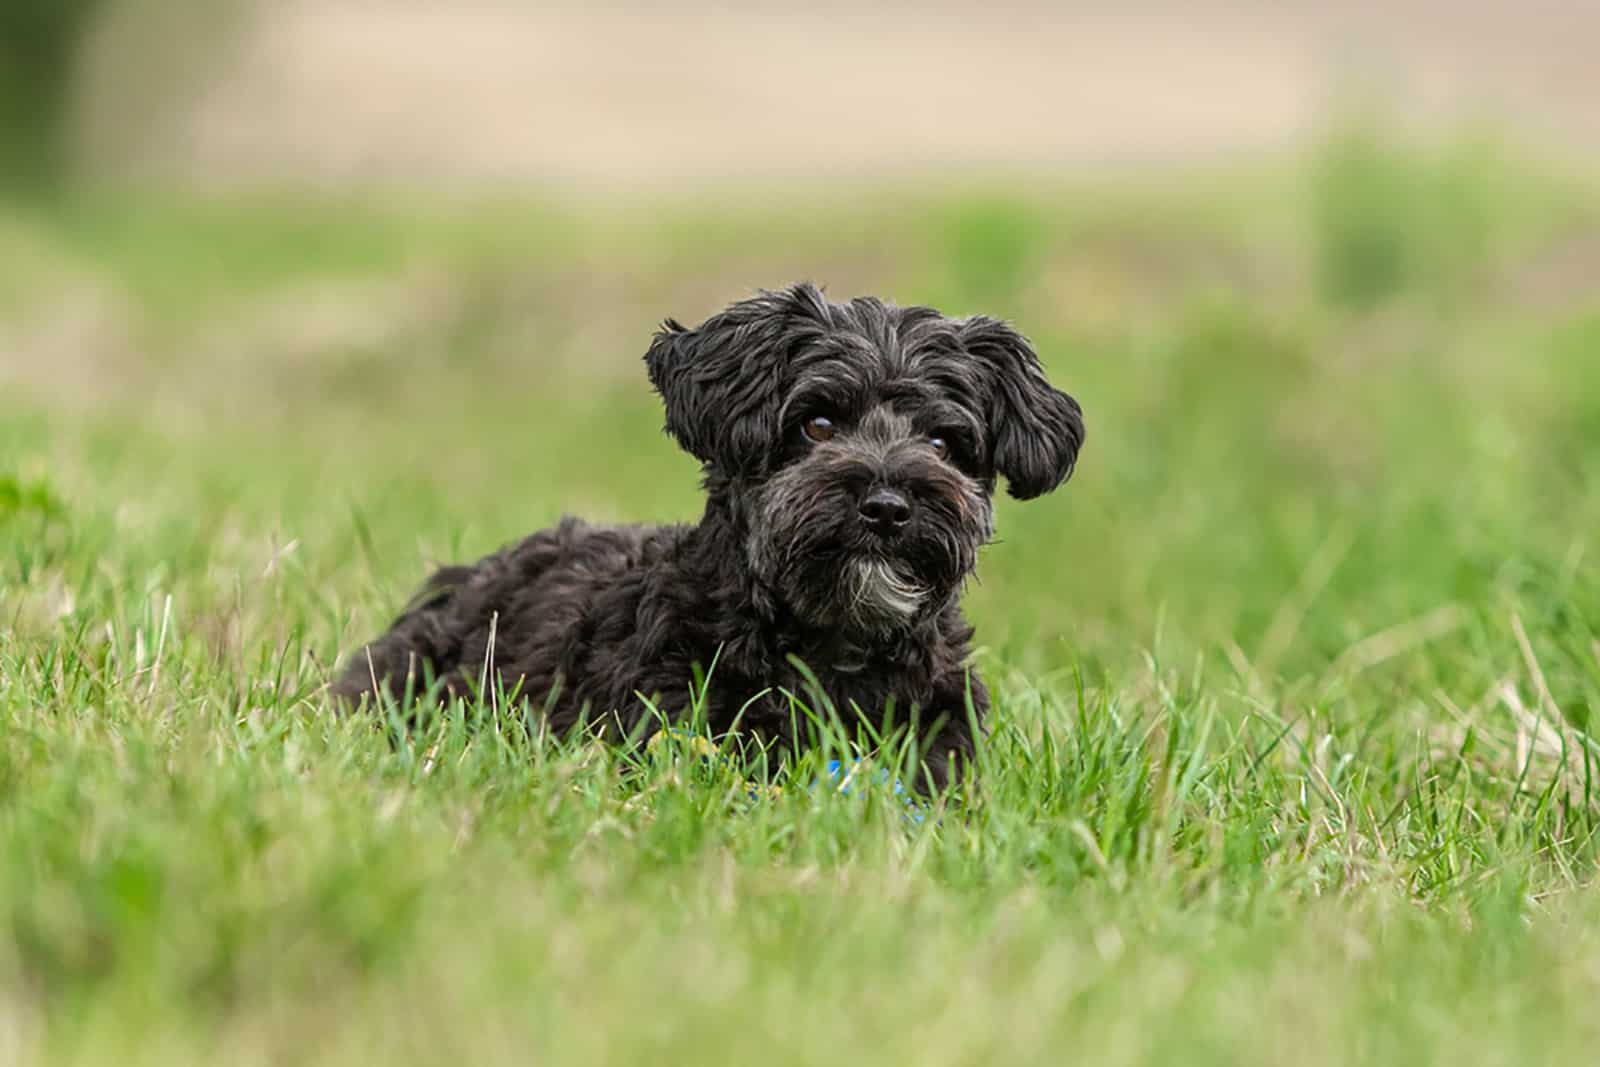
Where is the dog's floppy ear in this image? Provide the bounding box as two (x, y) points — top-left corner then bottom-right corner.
(960, 316), (1085, 500)
(645, 283), (830, 475)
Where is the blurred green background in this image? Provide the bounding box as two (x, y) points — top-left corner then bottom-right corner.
(3, 2), (1600, 1064)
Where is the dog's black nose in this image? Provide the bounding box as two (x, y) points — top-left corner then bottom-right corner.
(858, 487), (913, 535)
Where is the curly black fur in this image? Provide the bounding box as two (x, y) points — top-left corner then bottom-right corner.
(331, 283), (1084, 789)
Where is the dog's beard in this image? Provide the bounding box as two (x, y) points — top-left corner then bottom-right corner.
(846, 557), (928, 630)
(753, 533), (937, 638)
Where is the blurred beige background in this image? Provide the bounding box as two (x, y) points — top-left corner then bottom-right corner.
(79, 0), (1600, 189)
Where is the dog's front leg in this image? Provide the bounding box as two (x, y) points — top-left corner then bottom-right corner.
(913, 669), (989, 793)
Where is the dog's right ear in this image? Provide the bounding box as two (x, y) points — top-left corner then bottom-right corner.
(644, 283), (831, 476)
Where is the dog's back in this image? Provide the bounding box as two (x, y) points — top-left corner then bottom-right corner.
(331, 517), (673, 713)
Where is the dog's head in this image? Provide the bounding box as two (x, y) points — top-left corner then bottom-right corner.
(645, 283), (1084, 637)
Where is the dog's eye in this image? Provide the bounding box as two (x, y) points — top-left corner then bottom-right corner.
(929, 436), (950, 461)
(802, 415), (837, 443)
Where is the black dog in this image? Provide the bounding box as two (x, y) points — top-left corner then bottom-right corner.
(332, 283), (1083, 789)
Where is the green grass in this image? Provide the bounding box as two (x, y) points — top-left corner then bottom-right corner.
(4, 139), (1600, 1064)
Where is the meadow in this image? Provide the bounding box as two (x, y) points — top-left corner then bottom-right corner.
(3, 129), (1600, 1064)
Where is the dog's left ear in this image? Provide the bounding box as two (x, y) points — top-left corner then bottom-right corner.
(961, 317), (1085, 500)
(644, 284), (830, 476)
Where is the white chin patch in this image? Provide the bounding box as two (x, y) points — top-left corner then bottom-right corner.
(847, 558), (927, 628)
